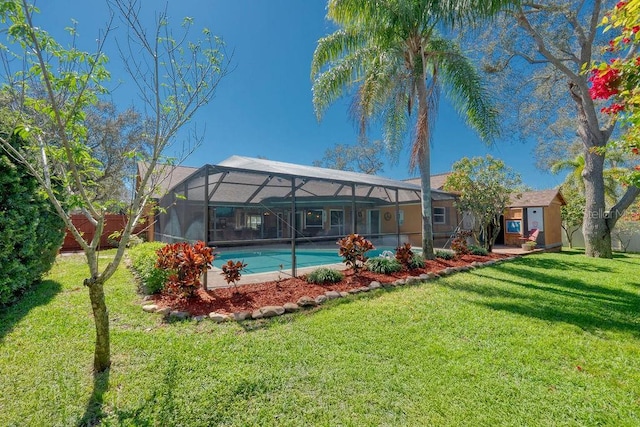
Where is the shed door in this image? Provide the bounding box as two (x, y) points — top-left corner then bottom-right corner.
(526, 207), (544, 232)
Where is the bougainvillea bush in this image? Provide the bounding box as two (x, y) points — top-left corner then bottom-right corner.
(590, 0), (640, 186)
(156, 241), (214, 298)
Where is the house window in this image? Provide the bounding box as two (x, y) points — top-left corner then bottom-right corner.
(330, 210), (344, 227)
(245, 214), (262, 230)
(305, 209), (323, 228)
(433, 207), (446, 224)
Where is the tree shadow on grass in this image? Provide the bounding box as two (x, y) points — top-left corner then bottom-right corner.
(611, 255), (640, 267)
(76, 370), (110, 427)
(498, 262), (633, 303)
(109, 359), (180, 426)
(0, 279), (62, 343)
(441, 258), (640, 337)
(112, 358), (227, 426)
(516, 256), (615, 274)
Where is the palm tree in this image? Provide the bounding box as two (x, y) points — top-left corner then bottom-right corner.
(311, 0), (504, 259)
(551, 153), (622, 205)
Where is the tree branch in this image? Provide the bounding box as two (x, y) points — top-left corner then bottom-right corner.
(608, 185), (640, 226)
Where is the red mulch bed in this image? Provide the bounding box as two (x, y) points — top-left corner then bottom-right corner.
(151, 253), (508, 316)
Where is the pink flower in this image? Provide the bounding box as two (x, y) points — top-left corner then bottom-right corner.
(601, 103), (625, 114)
(589, 67), (621, 100)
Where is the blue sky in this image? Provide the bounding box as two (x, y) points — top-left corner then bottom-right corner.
(34, 0), (562, 189)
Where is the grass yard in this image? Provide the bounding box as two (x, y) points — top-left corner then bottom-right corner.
(1, 249), (639, 426)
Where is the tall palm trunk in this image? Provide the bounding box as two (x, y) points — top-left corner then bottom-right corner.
(416, 77), (435, 260)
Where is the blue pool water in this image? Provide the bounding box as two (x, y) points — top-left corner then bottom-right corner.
(213, 248), (393, 274)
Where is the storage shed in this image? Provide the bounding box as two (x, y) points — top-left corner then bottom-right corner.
(503, 189), (566, 250)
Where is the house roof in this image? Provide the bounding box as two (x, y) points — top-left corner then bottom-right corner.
(149, 155), (459, 206)
(137, 162), (199, 198)
(218, 155), (438, 193)
(202, 155), (423, 205)
(404, 172), (452, 190)
(508, 189), (566, 207)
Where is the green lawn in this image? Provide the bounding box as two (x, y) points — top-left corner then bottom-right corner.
(1, 249), (639, 426)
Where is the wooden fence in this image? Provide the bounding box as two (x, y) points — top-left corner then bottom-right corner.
(61, 214), (147, 252)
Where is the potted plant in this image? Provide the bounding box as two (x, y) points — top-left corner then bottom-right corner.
(522, 241), (536, 251)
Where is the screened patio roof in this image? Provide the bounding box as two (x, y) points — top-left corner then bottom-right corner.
(163, 156), (455, 206)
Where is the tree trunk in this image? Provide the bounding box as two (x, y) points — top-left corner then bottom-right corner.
(88, 280), (111, 372)
(567, 81), (615, 258)
(415, 75), (434, 260)
(565, 228), (574, 248)
(481, 225), (491, 250)
(489, 225), (500, 251)
(582, 144), (612, 258)
(420, 162), (435, 260)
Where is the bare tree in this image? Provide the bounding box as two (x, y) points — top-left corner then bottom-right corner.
(0, 0), (230, 372)
(83, 101), (154, 209)
(313, 139), (385, 174)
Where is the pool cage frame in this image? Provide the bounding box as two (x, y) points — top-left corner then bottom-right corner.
(152, 157), (448, 276)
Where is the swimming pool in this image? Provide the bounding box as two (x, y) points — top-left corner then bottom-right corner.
(212, 248), (393, 274)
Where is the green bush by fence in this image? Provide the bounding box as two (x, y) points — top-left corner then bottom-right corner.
(0, 128), (65, 306)
(127, 242), (168, 294)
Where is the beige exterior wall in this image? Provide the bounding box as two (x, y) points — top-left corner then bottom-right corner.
(503, 208), (523, 246)
(379, 201), (458, 247)
(543, 200), (563, 247)
(378, 205), (420, 246)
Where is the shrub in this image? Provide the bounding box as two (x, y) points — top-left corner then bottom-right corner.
(0, 128), (65, 306)
(365, 257), (402, 274)
(108, 230), (144, 248)
(221, 260), (247, 292)
(451, 230), (473, 255)
(395, 242), (414, 269)
(156, 241), (214, 298)
(306, 267), (344, 284)
(337, 233), (375, 275)
(128, 234), (144, 247)
(408, 253), (425, 269)
(128, 242), (168, 294)
(435, 249), (455, 260)
(469, 245), (489, 256)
